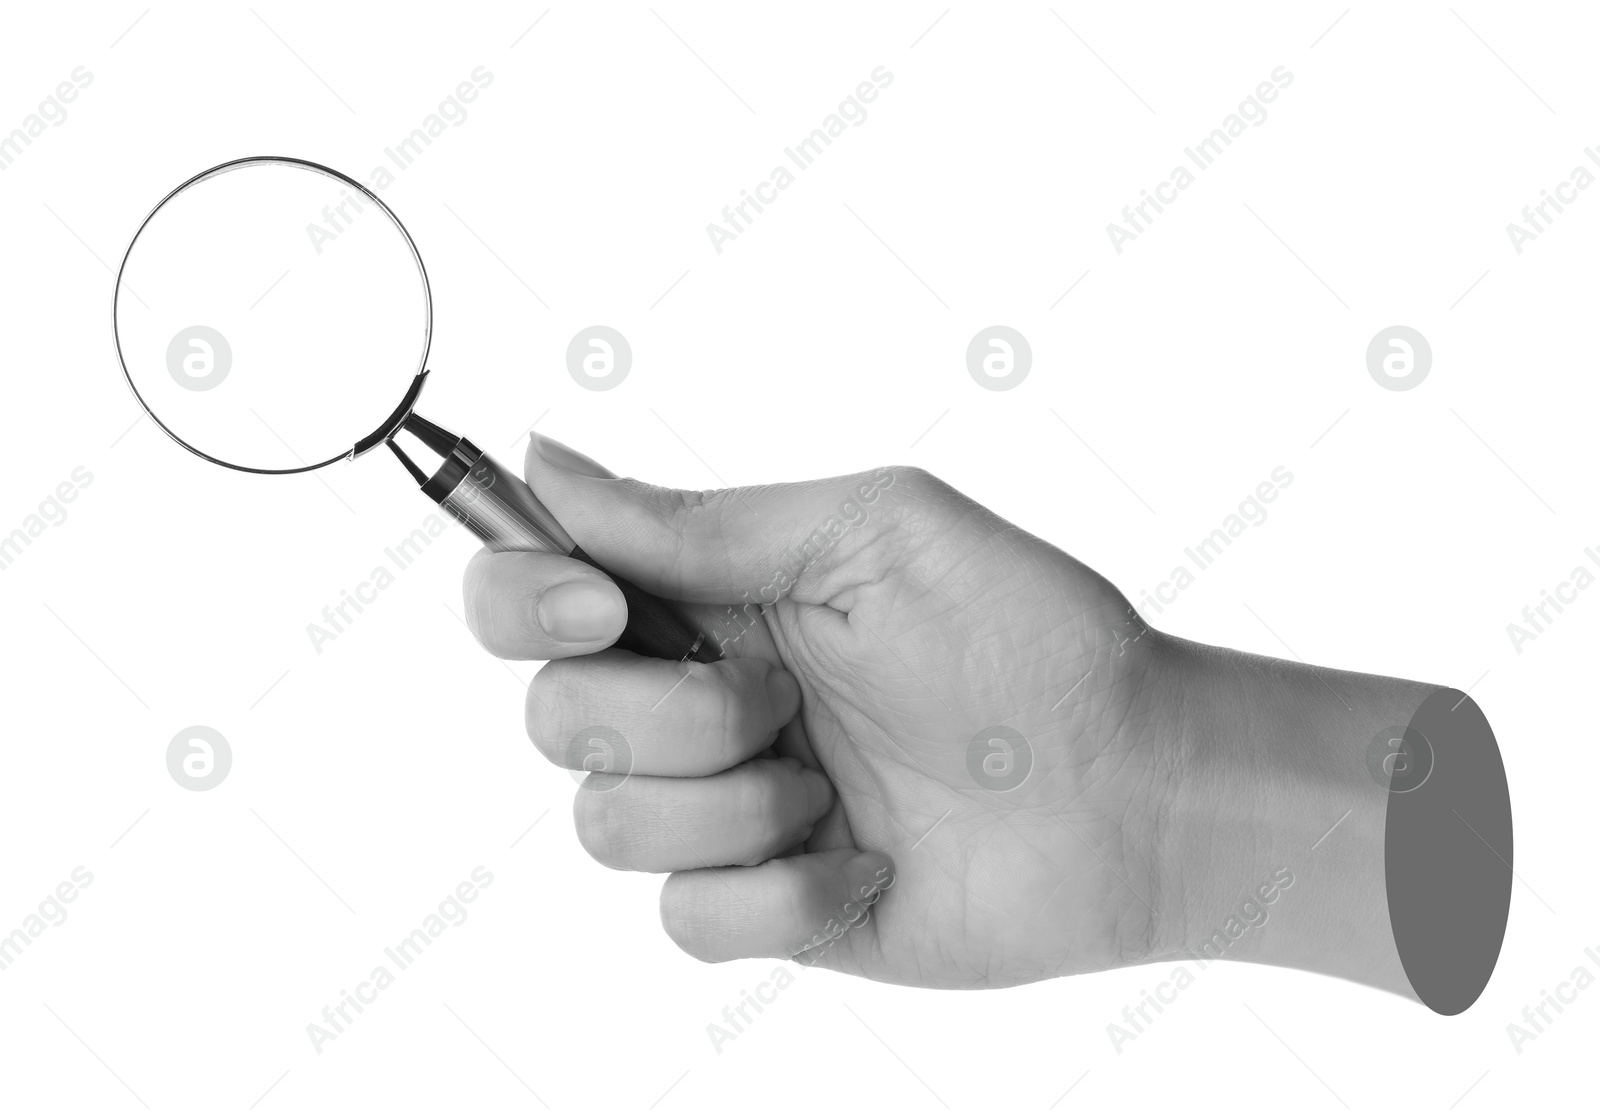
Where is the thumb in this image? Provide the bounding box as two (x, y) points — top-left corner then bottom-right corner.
(525, 433), (905, 605)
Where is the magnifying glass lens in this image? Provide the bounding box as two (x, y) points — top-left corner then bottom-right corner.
(114, 160), (429, 472)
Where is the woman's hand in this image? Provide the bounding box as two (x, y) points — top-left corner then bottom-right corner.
(463, 434), (1508, 1008)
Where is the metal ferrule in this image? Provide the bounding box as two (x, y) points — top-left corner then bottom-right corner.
(433, 439), (576, 555)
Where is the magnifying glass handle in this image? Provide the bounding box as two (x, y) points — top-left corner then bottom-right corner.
(392, 424), (720, 664)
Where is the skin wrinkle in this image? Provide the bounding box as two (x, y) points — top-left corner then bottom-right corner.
(863, 712), (1098, 980)
(740, 764), (792, 853)
(1059, 812), (1148, 960)
(536, 656), (789, 775)
(1105, 803), (1156, 960)
(824, 681), (937, 778)
(976, 810), (1080, 923)
(1150, 645), (1250, 960)
(796, 506), (901, 608)
(766, 616), (863, 855)
(582, 755), (823, 870)
(641, 479), (725, 597)
(664, 879), (749, 957)
(1053, 660), (1171, 961)
(781, 861), (818, 956)
(753, 475), (905, 608)
(961, 879), (1018, 983)
(523, 671), (558, 757)
(1130, 684), (1182, 957)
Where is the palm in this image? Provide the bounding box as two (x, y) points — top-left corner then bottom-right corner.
(706, 484), (1172, 989)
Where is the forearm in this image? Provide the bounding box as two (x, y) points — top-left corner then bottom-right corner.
(1147, 635), (1511, 1008)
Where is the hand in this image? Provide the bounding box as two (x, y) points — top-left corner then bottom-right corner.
(463, 435), (1507, 1006)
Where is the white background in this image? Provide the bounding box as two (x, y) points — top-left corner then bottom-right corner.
(0, 2), (1593, 1115)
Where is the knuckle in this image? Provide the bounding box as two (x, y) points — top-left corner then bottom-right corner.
(659, 875), (719, 962)
(883, 464), (944, 497)
(462, 562), (504, 653)
(635, 479), (710, 527)
(704, 661), (765, 761)
(748, 767), (784, 822)
(672, 486), (714, 513)
(659, 481), (737, 536)
(524, 664), (571, 762)
(572, 785), (638, 869)
(701, 676), (745, 761)
(566, 787), (608, 864)
(738, 771), (788, 859)
(873, 464), (971, 540)
(464, 555), (537, 658)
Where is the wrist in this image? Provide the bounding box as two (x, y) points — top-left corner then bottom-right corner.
(1144, 634), (1432, 997)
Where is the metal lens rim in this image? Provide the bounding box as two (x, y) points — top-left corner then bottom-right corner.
(111, 155), (434, 475)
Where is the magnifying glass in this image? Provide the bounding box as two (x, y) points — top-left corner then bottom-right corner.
(113, 156), (717, 664)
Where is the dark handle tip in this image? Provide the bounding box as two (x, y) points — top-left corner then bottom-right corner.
(569, 545), (720, 663)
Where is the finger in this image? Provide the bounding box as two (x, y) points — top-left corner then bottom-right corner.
(660, 848), (896, 963)
(528, 650), (801, 777)
(463, 549), (627, 660)
(573, 757), (834, 872)
(526, 433), (917, 605)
